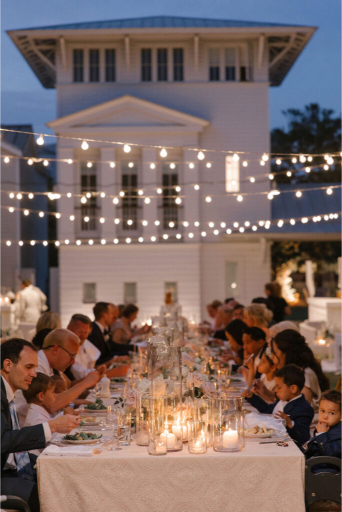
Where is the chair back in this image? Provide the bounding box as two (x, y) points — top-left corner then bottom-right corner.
(305, 456), (341, 507)
(0, 496), (31, 512)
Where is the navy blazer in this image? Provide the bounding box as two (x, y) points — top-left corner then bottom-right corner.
(88, 322), (133, 365)
(1, 380), (46, 473)
(246, 392), (314, 446)
(304, 422), (341, 458)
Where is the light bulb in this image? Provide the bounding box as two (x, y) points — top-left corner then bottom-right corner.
(205, 196), (212, 203)
(305, 167), (311, 173)
(84, 216), (89, 222)
(307, 156), (313, 162)
(324, 164), (329, 171)
(272, 189), (280, 195)
(155, 220), (160, 226)
(4, 156), (10, 163)
(151, 236), (156, 242)
(233, 222), (239, 228)
(194, 184), (200, 190)
(237, 195), (243, 202)
(296, 191), (302, 198)
(267, 192), (274, 200)
(169, 222), (175, 228)
(249, 177), (255, 183)
(175, 186), (181, 193)
(242, 161), (248, 167)
(209, 222), (214, 228)
(19, 240), (24, 246)
(160, 148), (167, 158)
(100, 192), (106, 198)
(286, 171), (292, 177)
(113, 238), (119, 244)
(67, 159), (73, 164)
(128, 162), (134, 168)
(201, 231), (206, 237)
(324, 154), (329, 160)
(197, 151), (205, 160)
(324, 215), (329, 221)
(119, 191), (125, 197)
(252, 225), (257, 231)
(127, 219), (133, 226)
(206, 162), (212, 169)
(138, 237), (144, 243)
(67, 192), (72, 198)
(232, 153), (240, 162)
(188, 232), (194, 238)
(138, 190), (144, 196)
(277, 220), (284, 227)
(142, 220), (148, 226)
(245, 221), (250, 227)
(24, 210), (29, 216)
(9, 193), (15, 199)
(55, 213), (61, 219)
(170, 163), (176, 169)
(150, 163), (156, 169)
(259, 221), (265, 226)
(176, 234), (182, 239)
(17, 193), (23, 200)
(301, 217), (308, 223)
(189, 162), (195, 169)
(88, 239), (94, 245)
(110, 162), (115, 168)
(87, 162), (92, 168)
(317, 216), (322, 221)
(30, 240), (36, 246)
(43, 159), (49, 167)
(175, 198), (182, 204)
(39, 212), (44, 218)
(76, 240), (81, 245)
(290, 219), (296, 225)
(262, 153), (269, 161)
(291, 157), (297, 164)
(28, 193), (34, 199)
(299, 155), (306, 163)
(276, 159), (282, 165)
(43, 241), (48, 246)
(81, 197), (87, 204)
(36, 134), (44, 145)
(123, 144), (131, 153)
(157, 188), (162, 194)
(183, 221), (189, 227)
(327, 157), (334, 165)
(213, 230), (219, 235)
(65, 239), (70, 245)
(265, 221), (271, 229)
(220, 222), (226, 228)
(260, 160), (265, 166)
(81, 140), (89, 150)
(100, 217), (105, 224)
(86, 192), (91, 199)
(113, 197), (119, 204)
(114, 218), (120, 224)
(239, 227), (245, 233)
(100, 239), (106, 245)
(326, 187), (333, 195)
(269, 174), (274, 180)
(55, 241), (60, 247)
(6, 241), (11, 246)
(163, 234), (169, 240)
(69, 215), (75, 221)
(28, 159), (33, 166)
(194, 221), (200, 227)
(144, 197), (151, 204)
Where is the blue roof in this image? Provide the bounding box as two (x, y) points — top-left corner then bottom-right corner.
(14, 15), (300, 31)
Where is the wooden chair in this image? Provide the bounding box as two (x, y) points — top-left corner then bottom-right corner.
(305, 456), (341, 510)
(0, 495), (31, 512)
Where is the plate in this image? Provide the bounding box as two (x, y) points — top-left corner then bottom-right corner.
(63, 437), (102, 444)
(81, 418), (103, 426)
(244, 429), (279, 438)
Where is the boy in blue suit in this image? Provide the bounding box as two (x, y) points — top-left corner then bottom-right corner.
(303, 389), (341, 458)
(244, 364), (314, 446)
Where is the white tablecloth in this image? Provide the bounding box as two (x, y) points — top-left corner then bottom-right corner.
(37, 438), (305, 512)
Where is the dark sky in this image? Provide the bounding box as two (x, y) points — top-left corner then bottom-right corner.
(2, 0), (341, 135)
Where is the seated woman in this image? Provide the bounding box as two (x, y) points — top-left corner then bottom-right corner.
(222, 319), (247, 367)
(243, 303), (273, 336)
(32, 311), (61, 349)
(111, 304), (149, 345)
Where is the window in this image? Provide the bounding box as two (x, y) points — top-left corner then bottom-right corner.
(83, 283), (96, 303)
(89, 49), (100, 82)
(209, 49), (220, 81)
(124, 283), (137, 304)
(162, 163), (179, 229)
(80, 162), (98, 231)
(121, 162), (138, 230)
(225, 156), (239, 192)
(157, 49), (168, 81)
(141, 49), (152, 81)
(165, 282), (178, 302)
(239, 46), (249, 82)
(105, 49), (116, 82)
(173, 49), (184, 81)
(225, 48), (236, 81)
(73, 49), (84, 82)
(226, 262), (238, 298)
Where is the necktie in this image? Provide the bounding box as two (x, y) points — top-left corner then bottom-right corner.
(9, 400), (34, 480)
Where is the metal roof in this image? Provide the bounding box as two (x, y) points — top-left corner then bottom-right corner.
(14, 15), (301, 31)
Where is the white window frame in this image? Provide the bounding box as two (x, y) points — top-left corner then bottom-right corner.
(225, 156), (240, 192)
(68, 43), (120, 83)
(207, 43), (252, 83)
(136, 44), (186, 83)
(83, 283), (96, 303)
(124, 282), (137, 304)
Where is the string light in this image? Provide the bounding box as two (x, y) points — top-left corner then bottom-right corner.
(84, 216), (89, 223)
(220, 222), (226, 228)
(201, 231), (206, 237)
(138, 190), (144, 196)
(213, 230), (219, 235)
(277, 220), (284, 227)
(36, 134), (44, 145)
(194, 184), (200, 190)
(9, 193), (15, 199)
(100, 192), (106, 198)
(269, 174), (274, 180)
(157, 188), (162, 194)
(109, 162), (115, 168)
(81, 140), (89, 150)
(237, 195), (243, 202)
(142, 220), (148, 226)
(188, 232), (194, 238)
(19, 241), (24, 246)
(128, 162), (134, 168)
(67, 159), (73, 164)
(65, 239), (70, 245)
(175, 197), (182, 204)
(119, 191), (125, 197)
(307, 156), (313, 162)
(233, 222), (239, 228)
(76, 240), (81, 245)
(262, 154), (269, 162)
(326, 187), (333, 195)
(295, 191), (302, 198)
(209, 222), (215, 228)
(276, 159), (282, 165)
(87, 162), (92, 168)
(286, 171), (292, 177)
(151, 236), (156, 242)
(175, 186), (181, 193)
(30, 240), (35, 246)
(259, 221), (265, 226)
(205, 196), (212, 203)
(305, 167), (311, 173)
(189, 163), (195, 169)
(127, 220), (133, 226)
(242, 161), (248, 167)
(163, 234), (169, 240)
(114, 238), (119, 244)
(160, 148), (167, 158)
(43, 160), (49, 167)
(232, 153), (240, 162)
(226, 229), (232, 234)
(183, 221), (189, 227)
(139, 237), (144, 243)
(170, 163), (176, 170)
(169, 222), (175, 228)
(239, 227), (245, 233)
(17, 193), (24, 200)
(123, 144), (131, 153)
(206, 163), (212, 169)
(144, 197), (151, 204)
(4, 156), (10, 164)
(8, 206), (14, 212)
(6, 241), (11, 246)
(290, 219), (296, 225)
(88, 239), (94, 245)
(55, 241), (60, 247)
(299, 155), (306, 163)
(28, 159), (34, 166)
(39, 212), (44, 218)
(150, 163), (156, 169)
(252, 226), (257, 231)
(260, 160), (265, 166)
(291, 157), (297, 164)
(100, 217), (105, 224)
(267, 192), (274, 200)
(176, 234), (182, 239)
(194, 221), (200, 227)
(113, 197), (119, 204)
(24, 210), (29, 216)
(245, 221), (250, 227)
(101, 239), (106, 245)
(69, 215), (75, 221)
(324, 164), (329, 171)
(197, 151), (205, 160)
(250, 177), (255, 183)
(327, 157), (334, 165)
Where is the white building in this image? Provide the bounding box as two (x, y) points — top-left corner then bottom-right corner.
(8, 16), (315, 325)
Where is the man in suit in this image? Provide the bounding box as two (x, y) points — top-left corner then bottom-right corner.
(1, 338), (81, 512)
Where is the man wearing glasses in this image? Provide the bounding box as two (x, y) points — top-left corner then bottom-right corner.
(15, 329), (100, 424)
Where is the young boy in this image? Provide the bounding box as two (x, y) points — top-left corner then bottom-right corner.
(244, 364), (314, 446)
(303, 389), (341, 458)
(23, 372), (56, 427)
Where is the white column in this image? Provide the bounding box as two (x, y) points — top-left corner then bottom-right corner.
(57, 146), (75, 242)
(99, 148), (116, 239)
(141, 148), (158, 240)
(183, 149), (200, 242)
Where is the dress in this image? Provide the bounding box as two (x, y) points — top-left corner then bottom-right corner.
(111, 319), (132, 344)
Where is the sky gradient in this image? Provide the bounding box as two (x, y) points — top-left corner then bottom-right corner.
(1, 0), (341, 135)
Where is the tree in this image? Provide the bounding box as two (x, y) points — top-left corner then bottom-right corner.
(271, 104), (341, 183)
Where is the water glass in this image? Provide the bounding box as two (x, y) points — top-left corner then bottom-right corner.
(187, 421), (207, 454)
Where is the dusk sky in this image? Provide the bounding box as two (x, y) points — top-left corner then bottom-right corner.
(1, 0), (341, 135)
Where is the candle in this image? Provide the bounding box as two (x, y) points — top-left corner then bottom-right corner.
(138, 431), (149, 444)
(172, 425), (182, 438)
(161, 431), (176, 450)
(222, 429), (239, 449)
(155, 442), (166, 454)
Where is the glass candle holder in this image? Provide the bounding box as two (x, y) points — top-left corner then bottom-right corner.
(135, 392), (150, 446)
(211, 397), (245, 452)
(148, 397), (167, 455)
(187, 420), (207, 454)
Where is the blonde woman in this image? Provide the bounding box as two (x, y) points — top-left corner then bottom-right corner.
(243, 303), (273, 335)
(36, 311), (61, 332)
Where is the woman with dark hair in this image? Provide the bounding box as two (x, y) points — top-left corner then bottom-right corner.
(223, 319), (247, 366)
(252, 329), (329, 411)
(111, 304), (149, 344)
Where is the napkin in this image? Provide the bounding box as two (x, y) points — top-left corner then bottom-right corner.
(42, 444), (96, 457)
(244, 412), (286, 433)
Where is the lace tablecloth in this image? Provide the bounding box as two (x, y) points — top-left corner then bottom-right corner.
(37, 439), (305, 512)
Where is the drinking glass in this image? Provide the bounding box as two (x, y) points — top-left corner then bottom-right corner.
(106, 406), (123, 451)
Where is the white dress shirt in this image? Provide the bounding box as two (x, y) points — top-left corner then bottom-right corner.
(24, 403), (54, 456)
(16, 285), (46, 323)
(2, 376), (51, 469)
(71, 339), (101, 380)
(272, 393), (302, 426)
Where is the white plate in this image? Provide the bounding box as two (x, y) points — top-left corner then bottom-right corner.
(244, 429), (277, 438)
(81, 419), (103, 426)
(83, 407), (107, 413)
(62, 436), (103, 444)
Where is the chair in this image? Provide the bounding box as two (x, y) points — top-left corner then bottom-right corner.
(0, 495), (31, 512)
(305, 456), (341, 510)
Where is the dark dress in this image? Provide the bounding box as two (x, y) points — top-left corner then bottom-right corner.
(268, 295), (289, 323)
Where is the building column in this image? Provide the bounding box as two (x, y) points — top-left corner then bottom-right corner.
(141, 147), (158, 240)
(99, 147), (116, 240)
(182, 149), (200, 242)
(57, 146), (75, 242)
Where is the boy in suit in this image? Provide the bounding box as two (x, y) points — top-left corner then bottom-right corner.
(244, 364), (314, 445)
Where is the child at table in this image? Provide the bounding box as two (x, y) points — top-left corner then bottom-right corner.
(303, 389), (341, 458)
(243, 364), (314, 446)
(258, 348), (276, 392)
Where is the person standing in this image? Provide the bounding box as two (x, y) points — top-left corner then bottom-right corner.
(16, 280), (48, 324)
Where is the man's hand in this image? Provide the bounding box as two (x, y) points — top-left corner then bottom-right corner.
(274, 411), (293, 429)
(316, 421), (330, 434)
(96, 364), (107, 377)
(48, 414), (81, 434)
(83, 370), (101, 388)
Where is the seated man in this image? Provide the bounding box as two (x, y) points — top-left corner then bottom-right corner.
(1, 339), (80, 512)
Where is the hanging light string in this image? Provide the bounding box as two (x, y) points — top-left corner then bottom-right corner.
(2, 210), (340, 247)
(1, 127), (341, 158)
